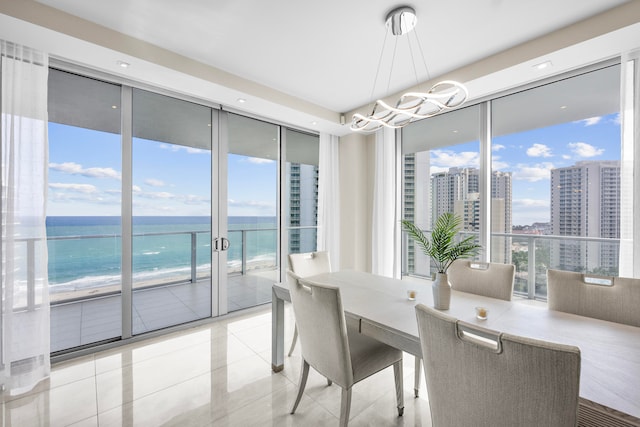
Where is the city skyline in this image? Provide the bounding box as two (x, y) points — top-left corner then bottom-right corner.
(425, 112), (620, 226)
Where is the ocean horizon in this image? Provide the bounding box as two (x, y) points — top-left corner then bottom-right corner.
(46, 215), (277, 293)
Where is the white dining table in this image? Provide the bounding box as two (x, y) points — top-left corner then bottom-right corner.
(272, 270), (640, 425)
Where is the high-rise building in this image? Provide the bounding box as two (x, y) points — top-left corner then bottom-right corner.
(288, 163), (319, 253)
(404, 163), (512, 275)
(550, 160), (620, 273)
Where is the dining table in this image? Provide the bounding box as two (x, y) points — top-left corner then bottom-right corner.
(272, 270), (640, 426)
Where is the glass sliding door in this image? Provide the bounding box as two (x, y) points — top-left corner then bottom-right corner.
(226, 113), (278, 312)
(47, 69), (123, 352)
(131, 89), (213, 334)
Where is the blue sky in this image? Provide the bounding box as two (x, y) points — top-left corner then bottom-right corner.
(48, 112), (620, 225)
(47, 123), (277, 217)
(428, 112), (621, 225)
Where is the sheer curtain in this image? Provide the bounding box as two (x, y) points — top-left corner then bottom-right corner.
(620, 49), (640, 278)
(318, 133), (340, 270)
(371, 127), (398, 278)
(1, 41), (50, 395)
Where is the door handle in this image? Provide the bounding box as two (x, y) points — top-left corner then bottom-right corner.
(213, 237), (230, 251)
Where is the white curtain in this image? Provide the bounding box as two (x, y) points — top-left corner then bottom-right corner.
(318, 133), (340, 270)
(371, 127), (398, 278)
(1, 41), (50, 395)
(619, 49), (640, 278)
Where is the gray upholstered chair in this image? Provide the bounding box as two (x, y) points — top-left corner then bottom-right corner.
(415, 303), (581, 427)
(547, 269), (640, 327)
(413, 260), (516, 398)
(448, 259), (516, 301)
(287, 251), (332, 356)
(288, 273), (404, 426)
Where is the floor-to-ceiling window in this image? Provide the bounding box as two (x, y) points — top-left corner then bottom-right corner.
(491, 64), (621, 298)
(401, 105), (481, 278)
(401, 61), (624, 300)
(48, 69), (123, 352)
(226, 113), (279, 312)
(47, 66), (319, 353)
(285, 129), (319, 257)
(131, 88), (213, 334)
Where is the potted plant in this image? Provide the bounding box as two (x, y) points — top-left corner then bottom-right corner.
(401, 212), (481, 310)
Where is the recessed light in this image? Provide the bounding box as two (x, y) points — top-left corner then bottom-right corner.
(560, 105), (568, 109)
(310, 121), (317, 125)
(116, 60), (130, 68)
(533, 61), (552, 70)
(237, 98), (246, 103)
(452, 130), (459, 133)
(111, 105), (118, 109)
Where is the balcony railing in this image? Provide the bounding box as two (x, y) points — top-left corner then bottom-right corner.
(40, 225), (319, 305)
(402, 231), (621, 300)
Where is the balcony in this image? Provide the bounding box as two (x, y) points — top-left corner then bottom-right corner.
(41, 226), (316, 354)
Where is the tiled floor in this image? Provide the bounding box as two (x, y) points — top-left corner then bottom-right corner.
(11, 305), (432, 426)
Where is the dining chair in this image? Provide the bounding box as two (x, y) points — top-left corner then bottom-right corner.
(547, 269), (640, 327)
(413, 259), (516, 398)
(287, 251), (332, 356)
(288, 273), (404, 426)
(447, 259), (516, 301)
(415, 303), (581, 427)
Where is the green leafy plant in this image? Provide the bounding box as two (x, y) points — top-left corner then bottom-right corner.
(401, 212), (481, 274)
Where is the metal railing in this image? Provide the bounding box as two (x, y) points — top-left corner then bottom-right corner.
(402, 230), (621, 300)
(42, 225), (317, 304)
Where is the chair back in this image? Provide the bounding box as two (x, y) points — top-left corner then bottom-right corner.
(288, 251), (331, 278)
(547, 269), (640, 327)
(415, 304), (580, 427)
(447, 260), (515, 301)
(287, 272), (353, 387)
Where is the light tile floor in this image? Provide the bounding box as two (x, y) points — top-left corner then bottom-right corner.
(10, 305), (433, 426)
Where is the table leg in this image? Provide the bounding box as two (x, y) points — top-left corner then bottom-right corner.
(271, 286), (285, 372)
(414, 356), (421, 398)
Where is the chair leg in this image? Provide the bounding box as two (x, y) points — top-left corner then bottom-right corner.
(393, 360), (404, 416)
(414, 356), (422, 398)
(290, 359), (310, 414)
(327, 378), (332, 386)
(339, 387), (352, 427)
(287, 324), (298, 357)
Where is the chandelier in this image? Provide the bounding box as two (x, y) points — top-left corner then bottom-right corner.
(350, 6), (468, 132)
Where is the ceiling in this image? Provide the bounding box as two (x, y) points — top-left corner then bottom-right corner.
(1, 1), (639, 135)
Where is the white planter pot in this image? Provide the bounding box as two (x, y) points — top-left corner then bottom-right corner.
(432, 272), (451, 310)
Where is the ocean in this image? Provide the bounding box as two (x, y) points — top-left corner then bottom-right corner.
(46, 216), (277, 294)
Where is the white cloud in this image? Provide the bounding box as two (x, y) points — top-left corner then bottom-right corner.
(562, 154), (571, 160)
(159, 144), (208, 154)
(513, 162), (555, 182)
(492, 157), (509, 170)
(526, 143), (552, 158)
(612, 113), (621, 125)
(145, 178), (165, 187)
(430, 150), (479, 168)
(246, 157), (275, 165)
(513, 198), (549, 208)
(579, 116), (602, 126)
(568, 142), (604, 158)
(49, 183), (98, 193)
(49, 162), (121, 180)
(132, 185), (142, 192)
(492, 144), (505, 151)
(228, 198), (275, 210)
